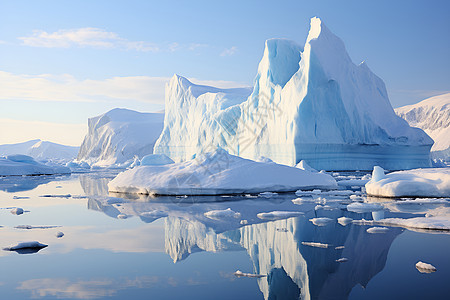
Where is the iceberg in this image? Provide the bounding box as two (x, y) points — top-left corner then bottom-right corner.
(154, 17), (433, 171)
(396, 93), (450, 162)
(0, 139), (79, 162)
(108, 148), (337, 195)
(0, 155), (71, 176)
(76, 108), (164, 168)
(365, 166), (450, 197)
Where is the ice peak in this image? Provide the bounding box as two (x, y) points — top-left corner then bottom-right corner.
(307, 17), (324, 41)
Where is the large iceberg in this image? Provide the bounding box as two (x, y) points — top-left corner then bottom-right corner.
(396, 93), (450, 162)
(76, 108), (164, 167)
(108, 148), (337, 195)
(154, 17), (432, 170)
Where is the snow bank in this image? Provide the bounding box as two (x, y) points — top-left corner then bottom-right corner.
(0, 155), (71, 176)
(154, 17), (432, 171)
(108, 148), (337, 195)
(365, 167), (450, 197)
(76, 108), (164, 168)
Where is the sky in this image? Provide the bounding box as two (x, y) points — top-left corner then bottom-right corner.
(0, 0), (449, 146)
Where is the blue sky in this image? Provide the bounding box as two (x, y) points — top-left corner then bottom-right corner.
(0, 0), (449, 145)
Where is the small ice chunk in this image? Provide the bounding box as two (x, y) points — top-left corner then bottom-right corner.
(295, 189), (321, 196)
(415, 261), (437, 273)
(13, 196), (29, 199)
(117, 214), (128, 219)
(257, 211), (303, 220)
(309, 217), (334, 226)
(204, 208), (241, 220)
(335, 246), (345, 250)
(56, 232), (64, 238)
(337, 217), (353, 226)
(366, 227), (389, 234)
(292, 197), (315, 204)
(11, 207), (24, 215)
(40, 194), (71, 198)
(302, 242), (329, 248)
(244, 194), (258, 198)
(240, 219), (248, 225)
(4, 241), (48, 251)
(259, 192), (278, 198)
(336, 258), (348, 263)
(234, 270), (266, 278)
(347, 202), (383, 213)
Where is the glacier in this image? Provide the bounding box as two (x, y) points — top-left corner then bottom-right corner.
(396, 93), (450, 162)
(76, 108), (164, 168)
(154, 17), (433, 171)
(0, 154), (70, 176)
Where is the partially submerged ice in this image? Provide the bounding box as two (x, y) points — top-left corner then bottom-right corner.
(154, 17), (432, 171)
(0, 155), (70, 176)
(108, 148), (337, 195)
(365, 166), (450, 197)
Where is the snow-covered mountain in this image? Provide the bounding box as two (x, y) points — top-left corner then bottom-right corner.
(395, 93), (450, 161)
(0, 139), (79, 162)
(76, 108), (164, 167)
(154, 17), (432, 171)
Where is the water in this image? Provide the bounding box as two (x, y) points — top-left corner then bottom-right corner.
(0, 172), (449, 299)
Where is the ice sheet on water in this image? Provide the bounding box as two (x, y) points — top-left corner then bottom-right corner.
(257, 211), (303, 220)
(204, 208), (241, 220)
(347, 202), (383, 213)
(366, 227), (389, 234)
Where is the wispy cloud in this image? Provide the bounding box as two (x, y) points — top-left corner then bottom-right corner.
(0, 71), (250, 104)
(220, 46), (238, 56)
(18, 28), (159, 52)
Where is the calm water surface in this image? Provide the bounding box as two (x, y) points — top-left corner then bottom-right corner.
(0, 172), (449, 299)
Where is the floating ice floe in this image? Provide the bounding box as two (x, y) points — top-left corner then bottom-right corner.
(15, 225), (59, 229)
(295, 189), (322, 196)
(12, 196), (29, 199)
(117, 214), (128, 219)
(366, 227), (389, 234)
(0, 155), (70, 176)
(56, 232), (64, 238)
(234, 270), (266, 278)
(365, 166), (450, 198)
(309, 217), (334, 226)
(40, 194), (71, 198)
(301, 242), (329, 248)
(415, 261), (437, 273)
(3, 241), (48, 254)
(140, 210), (168, 218)
(259, 192), (278, 198)
(204, 208), (241, 220)
(257, 211), (303, 220)
(108, 148), (337, 195)
(336, 258), (348, 263)
(346, 202), (383, 213)
(10, 207), (24, 215)
(335, 246), (345, 250)
(337, 217), (353, 226)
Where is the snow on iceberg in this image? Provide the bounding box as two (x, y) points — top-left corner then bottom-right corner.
(108, 148), (337, 195)
(396, 93), (450, 162)
(154, 17), (432, 171)
(365, 166), (450, 197)
(76, 108), (164, 168)
(0, 155), (71, 176)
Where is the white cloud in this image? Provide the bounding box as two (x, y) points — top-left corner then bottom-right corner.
(18, 28), (159, 52)
(220, 46), (238, 56)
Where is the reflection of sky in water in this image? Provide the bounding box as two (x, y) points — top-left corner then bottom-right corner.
(0, 174), (449, 299)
